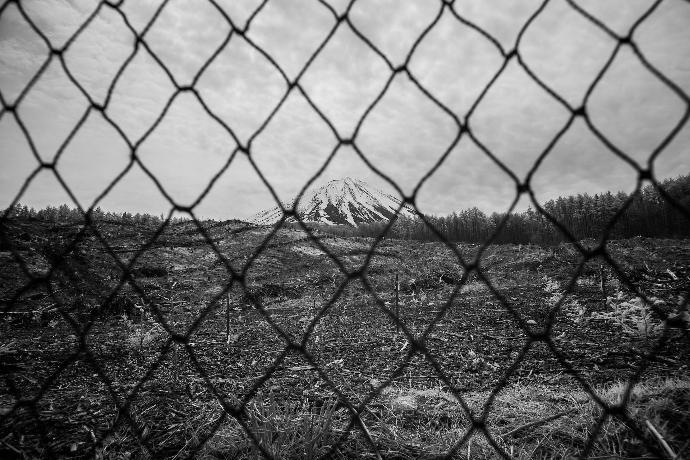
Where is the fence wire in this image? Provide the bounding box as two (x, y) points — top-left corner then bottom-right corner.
(1, 0), (689, 458)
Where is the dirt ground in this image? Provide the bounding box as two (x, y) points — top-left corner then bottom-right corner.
(1, 218), (689, 458)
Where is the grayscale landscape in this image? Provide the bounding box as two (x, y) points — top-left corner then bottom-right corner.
(1, 1), (689, 459)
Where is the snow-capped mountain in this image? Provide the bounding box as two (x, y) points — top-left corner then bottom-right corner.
(249, 178), (416, 227)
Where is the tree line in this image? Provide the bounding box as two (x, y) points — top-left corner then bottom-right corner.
(2, 203), (169, 227)
(314, 174), (690, 245)
(4, 174), (689, 245)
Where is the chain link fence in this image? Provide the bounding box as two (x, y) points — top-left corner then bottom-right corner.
(1, 0), (689, 458)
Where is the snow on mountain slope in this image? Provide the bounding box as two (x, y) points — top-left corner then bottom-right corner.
(249, 178), (415, 227)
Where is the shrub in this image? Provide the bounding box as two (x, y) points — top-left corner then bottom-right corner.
(207, 394), (341, 460)
(591, 292), (664, 340)
(122, 307), (164, 354)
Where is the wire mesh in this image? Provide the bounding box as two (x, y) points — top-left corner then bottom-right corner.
(1, 0), (689, 458)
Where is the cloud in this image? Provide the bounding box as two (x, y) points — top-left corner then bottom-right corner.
(21, 0), (98, 49)
(0, 115), (39, 210)
(529, 118), (640, 204)
(55, 110), (130, 208)
(417, 135), (518, 216)
(349, 0), (439, 65)
(452, 0), (543, 50)
(409, 10), (504, 119)
(143, 0), (231, 85)
(356, 73), (459, 195)
(135, 91), (237, 207)
(634, 0), (690, 94)
(588, 46), (687, 165)
(16, 59), (90, 161)
(519, 0), (615, 107)
(0, 3), (50, 102)
(196, 34), (286, 144)
(572, 0), (656, 37)
(105, 46), (176, 144)
(469, 59), (571, 180)
(246, 0), (335, 79)
(301, 23), (390, 137)
(194, 151), (274, 220)
(251, 90), (337, 204)
(63, 5), (134, 105)
(2, 0), (689, 219)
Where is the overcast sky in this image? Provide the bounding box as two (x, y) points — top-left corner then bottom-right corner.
(1, 0), (689, 220)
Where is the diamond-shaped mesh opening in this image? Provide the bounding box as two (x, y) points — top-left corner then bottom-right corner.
(143, 0), (232, 86)
(16, 59), (90, 162)
(587, 46), (687, 167)
(105, 44), (177, 145)
(62, 4), (134, 107)
(2, 0), (689, 459)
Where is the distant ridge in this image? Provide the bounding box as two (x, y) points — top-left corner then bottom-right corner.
(249, 178), (415, 227)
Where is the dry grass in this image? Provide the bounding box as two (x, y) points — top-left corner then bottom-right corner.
(191, 376), (690, 459)
(3, 221), (687, 459)
(201, 395), (347, 460)
(374, 377), (689, 459)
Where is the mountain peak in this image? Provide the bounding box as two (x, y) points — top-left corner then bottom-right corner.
(325, 177), (361, 187)
(249, 178), (414, 227)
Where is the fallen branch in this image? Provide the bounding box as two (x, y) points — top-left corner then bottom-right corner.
(483, 333), (524, 341)
(500, 409), (575, 438)
(645, 419), (677, 460)
(0, 306), (58, 315)
(288, 365), (315, 372)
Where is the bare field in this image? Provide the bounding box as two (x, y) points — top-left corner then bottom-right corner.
(1, 219), (689, 459)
